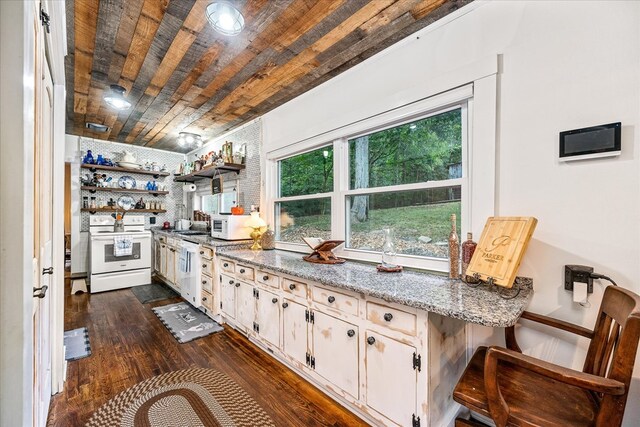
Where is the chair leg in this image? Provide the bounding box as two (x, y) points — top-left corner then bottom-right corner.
(456, 416), (490, 427)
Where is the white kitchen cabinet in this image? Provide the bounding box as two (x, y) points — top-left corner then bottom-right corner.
(312, 311), (359, 399)
(256, 288), (280, 347)
(365, 330), (418, 426)
(282, 298), (308, 366)
(166, 246), (177, 287)
(220, 274), (237, 319)
(159, 242), (167, 277)
(236, 280), (255, 332)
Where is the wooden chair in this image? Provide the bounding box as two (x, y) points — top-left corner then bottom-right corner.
(453, 285), (640, 427)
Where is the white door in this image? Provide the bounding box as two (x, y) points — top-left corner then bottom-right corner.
(236, 280), (255, 332)
(365, 331), (418, 426)
(220, 274), (236, 319)
(256, 288), (280, 347)
(32, 23), (54, 427)
(312, 311), (359, 399)
(282, 299), (308, 366)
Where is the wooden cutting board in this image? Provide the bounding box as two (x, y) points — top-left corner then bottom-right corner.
(466, 217), (537, 288)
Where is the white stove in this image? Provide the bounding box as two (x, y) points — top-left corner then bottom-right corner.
(89, 215), (151, 293)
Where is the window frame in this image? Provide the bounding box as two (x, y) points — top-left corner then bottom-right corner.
(269, 85), (473, 272)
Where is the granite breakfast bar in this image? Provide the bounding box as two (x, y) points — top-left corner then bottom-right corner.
(214, 247), (534, 427)
(216, 247), (533, 328)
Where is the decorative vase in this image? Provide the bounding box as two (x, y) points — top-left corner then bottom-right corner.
(261, 226), (275, 250)
(82, 150), (94, 164)
(381, 228), (399, 268)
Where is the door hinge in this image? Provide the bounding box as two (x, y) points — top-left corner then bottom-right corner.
(255, 289), (259, 299)
(305, 309), (309, 322)
(412, 414), (420, 427)
(310, 311), (315, 324)
(253, 322), (260, 333)
(413, 352), (421, 372)
(220, 302), (222, 309)
(310, 355), (315, 369)
(40, 7), (50, 34)
(305, 352), (310, 366)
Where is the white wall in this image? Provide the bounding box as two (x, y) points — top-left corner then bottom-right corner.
(261, 1), (640, 424)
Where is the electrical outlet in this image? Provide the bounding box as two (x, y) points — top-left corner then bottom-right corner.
(564, 265), (594, 293)
(149, 217), (156, 225)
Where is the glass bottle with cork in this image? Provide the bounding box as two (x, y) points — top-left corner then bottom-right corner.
(448, 213), (460, 279)
(461, 232), (479, 283)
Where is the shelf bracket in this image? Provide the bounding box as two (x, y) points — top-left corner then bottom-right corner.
(89, 210), (96, 215)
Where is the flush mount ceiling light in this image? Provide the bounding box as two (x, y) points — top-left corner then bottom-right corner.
(178, 132), (203, 148)
(206, 2), (245, 36)
(85, 122), (109, 133)
(103, 84), (132, 110)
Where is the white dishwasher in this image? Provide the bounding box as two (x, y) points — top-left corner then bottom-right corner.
(177, 241), (201, 307)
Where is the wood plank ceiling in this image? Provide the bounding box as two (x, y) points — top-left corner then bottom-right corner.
(65, 0), (470, 152)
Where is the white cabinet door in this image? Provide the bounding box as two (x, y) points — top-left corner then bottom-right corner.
(282, 299), (308, 366)
(220, 274), (237, 319)
(365, 331), (417, 426)
(236, 280), (256, 331)
(159, 243), (167, 277)
(166, 247), (176, 285)
(256, 288), (280, 348)
(312, 311), (359, 399)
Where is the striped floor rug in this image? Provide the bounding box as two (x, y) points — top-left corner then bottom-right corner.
(86, 368), (275, 427)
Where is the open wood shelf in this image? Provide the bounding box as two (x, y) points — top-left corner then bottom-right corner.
(81, 186), (169, 196)
(81, 163), (170, 177)
(174, 163), (245, 182)
(81, 207), (166, 214)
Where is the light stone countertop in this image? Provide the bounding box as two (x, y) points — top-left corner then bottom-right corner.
(216, 248), (533, 327)
(150, 228), (251, 249)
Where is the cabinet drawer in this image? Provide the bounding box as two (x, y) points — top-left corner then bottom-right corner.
(235, 264), (254, 281)
(167, 237), (178, 247)
(201, 259), (213, 277)
(200, 274), (213, 294)
(199, 246), (213, 259)
(220, 259), (235, 274)
(366, 302), (417, 336)
(201, 290), (214, 311)
(257, 270), (279, 288)
(312, 286), (358, 316)
(282, 278), (307, 299)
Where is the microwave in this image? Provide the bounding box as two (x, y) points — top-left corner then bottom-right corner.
(211, 214), (251, 240)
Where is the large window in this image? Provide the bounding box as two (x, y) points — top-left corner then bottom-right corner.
(275, 147), (333, 243)
(273, 100), (467, 271)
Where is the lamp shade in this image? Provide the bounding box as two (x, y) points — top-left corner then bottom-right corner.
(246, 211), (266, 229)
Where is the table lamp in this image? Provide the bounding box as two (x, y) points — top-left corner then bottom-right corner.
(247, 211), (267, 250)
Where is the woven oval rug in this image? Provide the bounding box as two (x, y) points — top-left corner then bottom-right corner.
(86, 368), (275, 427)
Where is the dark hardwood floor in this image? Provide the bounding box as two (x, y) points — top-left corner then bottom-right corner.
(47, 280), (368, 426)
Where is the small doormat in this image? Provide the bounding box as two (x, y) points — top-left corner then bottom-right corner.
(131, 282), (179, 304)
(86, 368), (276, 427)
(152, 302), (223, 343)
(63, 327), (91, 361)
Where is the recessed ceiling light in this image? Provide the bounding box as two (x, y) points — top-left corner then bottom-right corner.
(206, 2), (245, 36)
(104, 84), (132, 110)
(85, 122), (109, 133)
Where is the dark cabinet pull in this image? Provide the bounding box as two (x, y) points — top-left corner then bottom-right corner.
(235, 283), (240, 288)
(239, 268), (245, 273)
(272, 298), (278, 304)
(289, 283), (296, 290)
(327, 296), (336, 303)
(384, 313), (393, 322)
(162, 245), (166, 248)
(223, 263), (229, 267)
(202, 296), (207, 301)
(282, 302), (289, 309)
(367, 336), (376, 345)
(33, 285), (48, 299)
(347, 329), (355, 338)
(263, 275), (269, 281)
(42, 267), (54, 275)
(202, 264), (207, 268)
(229, 279), (234, 284)
(199, 251), (204, 255)
(202, 281), (207, 285)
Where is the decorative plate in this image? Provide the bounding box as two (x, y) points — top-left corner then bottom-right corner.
(117, 195), (136, 211)
(118, 175), (136, 190)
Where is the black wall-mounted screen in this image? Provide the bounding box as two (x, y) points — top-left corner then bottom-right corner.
(559, 122), (621, 160)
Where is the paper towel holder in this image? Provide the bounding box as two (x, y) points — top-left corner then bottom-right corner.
(564, 265), (594, 294)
